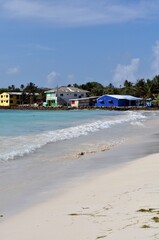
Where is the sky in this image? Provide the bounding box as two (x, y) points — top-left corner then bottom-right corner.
(0, 0), (159, 88)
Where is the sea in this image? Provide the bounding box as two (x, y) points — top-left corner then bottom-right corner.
(0, 109), (159, 216)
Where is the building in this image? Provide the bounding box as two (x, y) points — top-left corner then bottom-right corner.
(96, 95), (142, 107)
(44, 86), (89, 107)
(69, 96), (98, 108)
(0, 92), (22, 107)
(0, 92), (40, 107)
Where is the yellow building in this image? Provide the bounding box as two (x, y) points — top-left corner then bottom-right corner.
(0, 92), (21, 107)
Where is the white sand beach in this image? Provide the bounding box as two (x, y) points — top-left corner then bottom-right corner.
(0, 152), (159, 240)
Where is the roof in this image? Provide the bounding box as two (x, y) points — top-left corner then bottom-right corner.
(102, 94), (142, 101)
(69, 96), (99, 101)
(2, 92), (22, 95)
(45, 86), (89, 94)
(0, 92), (39, 96)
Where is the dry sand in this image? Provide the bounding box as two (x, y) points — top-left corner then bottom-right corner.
(0, 153), (159, 240)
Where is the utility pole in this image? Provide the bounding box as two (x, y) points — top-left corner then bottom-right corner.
(56, 85), (58, 107)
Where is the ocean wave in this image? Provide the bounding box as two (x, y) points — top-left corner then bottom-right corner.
(0, 111), (146, 161)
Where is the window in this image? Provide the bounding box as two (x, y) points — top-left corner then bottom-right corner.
(81, 94), (84, 97)
(60, 93), (63, 96)
(108, 100), (113, 104)
(6, 95), (8, 98)
(71, 100), (75, 104)
(1, 95), (3, 98)
(1, 100), (3, 103)
(6, 100), (8, 103)
(74, 94), (77, 97)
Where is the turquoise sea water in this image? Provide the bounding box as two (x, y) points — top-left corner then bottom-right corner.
(0, 109), (148, 161)
(0, 109), (159, 216)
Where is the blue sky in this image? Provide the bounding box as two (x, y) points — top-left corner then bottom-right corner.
(0, 0), (159, 88)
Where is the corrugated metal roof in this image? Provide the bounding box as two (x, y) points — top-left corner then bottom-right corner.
(106, 95), (142, 100)
(45, 86), (89, 93)
(8, 92), (39, 96)
(7, 92), (22, 95)
(69, 96), (98, 101)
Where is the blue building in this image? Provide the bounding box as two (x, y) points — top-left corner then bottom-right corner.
(96, 95), (142, 107)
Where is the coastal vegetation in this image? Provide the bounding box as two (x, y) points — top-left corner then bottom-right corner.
(0, 82), (47, 105)
(77, 75), (159, 104)
(1, 75), (159, 105)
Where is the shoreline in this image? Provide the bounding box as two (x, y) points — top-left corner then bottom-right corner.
(1, 109), (159, 219)
(0, 106), (159, 111)
(1, 153), (159, 239)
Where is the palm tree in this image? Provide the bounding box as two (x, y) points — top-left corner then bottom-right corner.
(151, 75), (159, 97)
(104, 83), (119, 94)
(8, 85), (15, 91)
(134, 79), (147, 98)
(121, 80), (135, 95)
(20, 84), (25, 91)
(24, 82), (38, 105)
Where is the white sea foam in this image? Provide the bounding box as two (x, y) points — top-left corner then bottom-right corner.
(0, 111), (146, 161)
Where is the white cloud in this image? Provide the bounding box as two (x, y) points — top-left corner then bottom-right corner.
(1, 0), (159, 26)
(47, 71), (60, 84)
(113, 58), (140, 86)
(152, 41), (159, 76)
(7, 66), (20, 75)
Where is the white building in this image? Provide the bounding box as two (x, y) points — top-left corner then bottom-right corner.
(44, 86), (89, 107)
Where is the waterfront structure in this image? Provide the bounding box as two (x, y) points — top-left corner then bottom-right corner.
(44, 86), (89, 107)
(96, 95), (142, 107)
(0, 92), (22, 107)
(69, 96), (98, 108)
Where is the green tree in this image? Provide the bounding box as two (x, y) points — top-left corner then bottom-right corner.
(20, 84), (25, 91)
(134, 79), (147, 98)
(151, 75), (159, 96)
(121, 80), (135, 95)
(104, 83), (120, 94)
(79, 82), (104, 96)
(24, 82), (38, 104)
